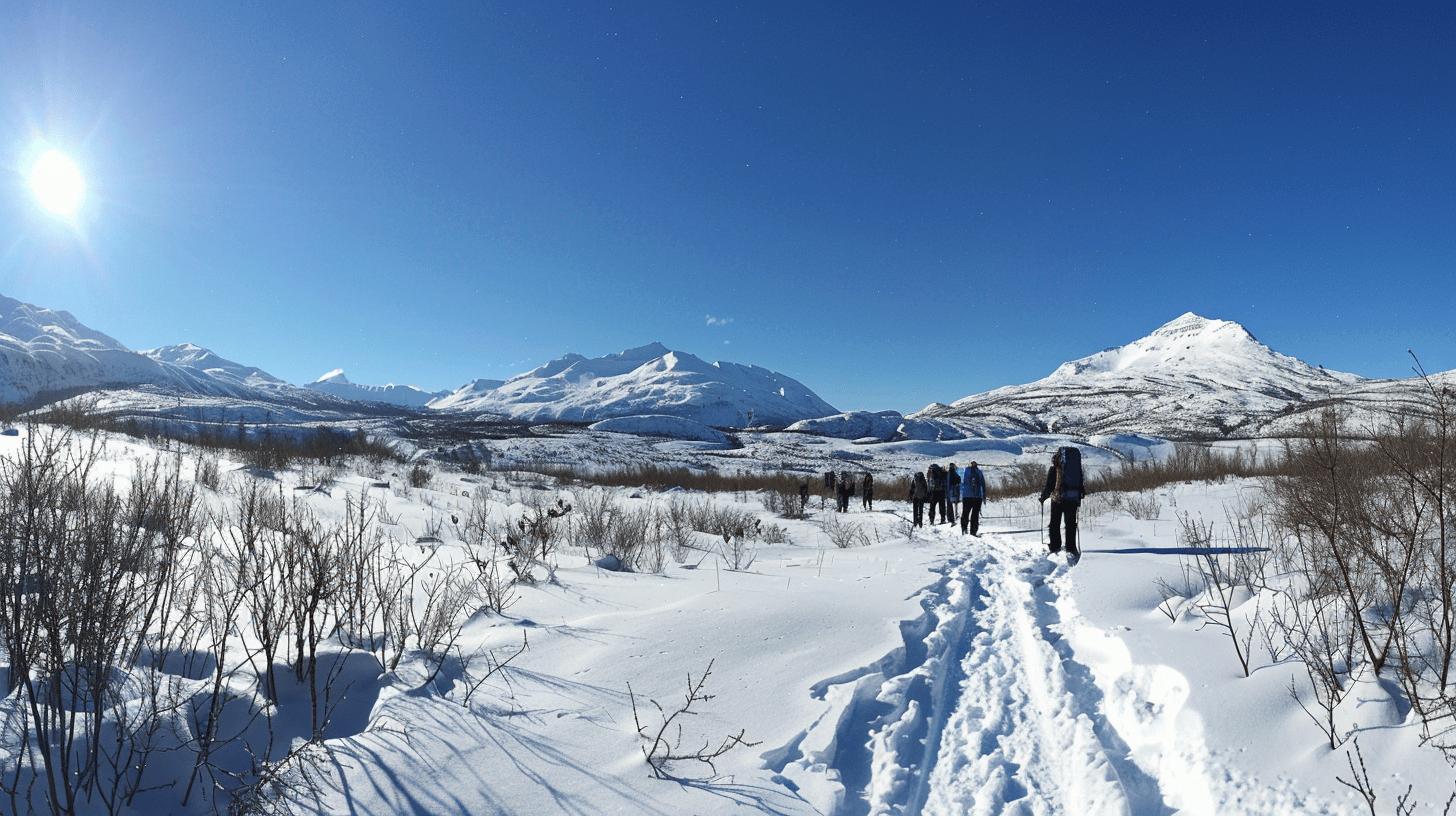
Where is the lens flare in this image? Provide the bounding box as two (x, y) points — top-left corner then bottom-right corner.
(29, 149), (86, 217)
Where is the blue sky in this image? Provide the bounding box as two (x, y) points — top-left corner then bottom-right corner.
(1, 2), (1452, 412)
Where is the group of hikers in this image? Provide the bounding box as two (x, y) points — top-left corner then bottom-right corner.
(805, 446), (1085, 558)
(819, 470), (874, 513)
(906, 461), (987, 535)
(906, 449), (1084, 556)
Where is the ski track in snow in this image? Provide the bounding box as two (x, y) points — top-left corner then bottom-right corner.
(781, 522), (1346, 816)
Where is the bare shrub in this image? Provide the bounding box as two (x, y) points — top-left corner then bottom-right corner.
(720, 521), (760, 571)
(989, 461), (1047, 500)
(408, 462), (434, 490)
(628, 659), (761, 780)
(759, 522), (791, 545)
(663, 497), (698, 561)
(820, 513), (870, 549)
(1177, 512), (1262, 678)
(1125, 492), (1162, 520)
(194, 452), (222, 490)
(505, 496), (572, 583)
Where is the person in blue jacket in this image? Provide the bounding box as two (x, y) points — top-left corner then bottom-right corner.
(959, 461), (986, 536)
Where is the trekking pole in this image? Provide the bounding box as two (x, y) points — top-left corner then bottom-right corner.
(1040, 501), (1045, 550)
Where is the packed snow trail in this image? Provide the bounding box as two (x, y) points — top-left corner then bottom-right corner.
(783, 523), (1173, 816)
(917, 533), (1166, 816)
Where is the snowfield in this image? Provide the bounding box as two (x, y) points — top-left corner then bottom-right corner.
(0, 426), (1448, 815)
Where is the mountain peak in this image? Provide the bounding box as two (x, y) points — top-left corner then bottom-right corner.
(316, 368), (350, 384)
(1148, 312), (1256, 343)
(616, 341), (671, 360)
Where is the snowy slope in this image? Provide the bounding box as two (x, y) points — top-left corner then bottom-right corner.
(919, 313), (1364, 439)
(430, 342), (837, 427)
(422, 378), (505, 411)
(0, 294), (249, 404)
(305, 368), (447, 409)
(144, 343), (290, 390)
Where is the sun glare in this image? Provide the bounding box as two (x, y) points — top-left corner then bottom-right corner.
(29, 149), (86, 217)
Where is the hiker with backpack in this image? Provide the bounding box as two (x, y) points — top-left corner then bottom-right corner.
(836, 471), (852, 512)
(908, 471), (929, 527)
(861, 472), (874, 510)
(960, 461), (986, 536)
(945, 463), (961, 524)
(1039, 447), (1086, 558)
(926, 463), (946, 524)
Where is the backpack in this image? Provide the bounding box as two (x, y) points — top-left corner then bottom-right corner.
(1054, 446), (1084, 502)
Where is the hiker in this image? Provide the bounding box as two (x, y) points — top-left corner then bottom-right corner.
(960, 460), (986, 536)
(824, 470), (836, 490)
(945, 463), (961, 525)
(843, 471), (856, 511)
(908, 471), (929, 527)
(861, 472), (874, 510)
(835, 472), (851, 512)
(798, 480), (810, 515)
(926, 463), (946, 524)
(1039, 447), (1086, 557)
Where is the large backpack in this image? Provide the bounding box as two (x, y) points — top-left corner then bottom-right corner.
(1054, 446), (1084, 502)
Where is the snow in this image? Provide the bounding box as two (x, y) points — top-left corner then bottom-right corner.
(0, 423), (1450, 814)
(588, 414), (732, 444)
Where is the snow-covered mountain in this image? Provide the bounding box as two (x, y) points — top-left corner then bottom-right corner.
(305, 369), (447, 409)
(0, 295), (252, 404)
(431, 342), (837, 427)
(144, 343), (290, 390)
(917, 313), (1367, 439)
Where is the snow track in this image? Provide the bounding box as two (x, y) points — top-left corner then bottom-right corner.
(920, 535), (1168, 816)
(783, 527), (1179, 816)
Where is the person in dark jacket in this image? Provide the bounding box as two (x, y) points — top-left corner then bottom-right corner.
(945, 464), (961, 524)
(926, 464), (946, 524)
(1039, 453), (1083, 556)
(836, 471), (851, 512)
(960, 461), (986, 536)
(799, 480), (810, 516)
(861, 472), (874, 510)
(908, 472), (929, 527)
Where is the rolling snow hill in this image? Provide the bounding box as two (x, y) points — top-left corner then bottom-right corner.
(917, 313), (1370, 439)
(306, 369), (448, 409)
(430, 342), (838, 428)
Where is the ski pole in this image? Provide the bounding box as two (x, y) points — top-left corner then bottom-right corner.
(1040, 501), (1045, 550)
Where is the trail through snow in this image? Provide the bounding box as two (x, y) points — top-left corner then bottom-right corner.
(917, 534), (1165, 816)
(781, 521), (1345, 816)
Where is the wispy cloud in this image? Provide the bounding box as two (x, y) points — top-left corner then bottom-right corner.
(705, 314), (734, 327)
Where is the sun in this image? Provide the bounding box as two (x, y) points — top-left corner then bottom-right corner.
(29, 149), (86, 217)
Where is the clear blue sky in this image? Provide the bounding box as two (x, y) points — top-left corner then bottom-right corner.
(2, 2), (1452, 412)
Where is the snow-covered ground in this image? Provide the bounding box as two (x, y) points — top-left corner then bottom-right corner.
(0, 426), (1449, 815)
